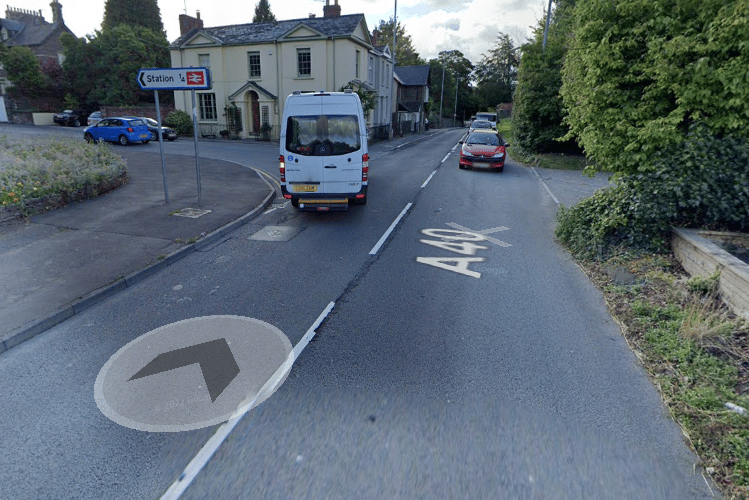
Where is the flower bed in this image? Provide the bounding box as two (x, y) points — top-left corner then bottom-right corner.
(0, 135), (128, 216)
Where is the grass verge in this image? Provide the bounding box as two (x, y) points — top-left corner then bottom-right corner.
(581, 251), (749, 498)
(498, 119), (591, 171)
(0, 134), (128, 217)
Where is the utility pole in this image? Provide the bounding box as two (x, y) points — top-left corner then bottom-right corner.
(389, 0), (397, 140)
(543, 0), (553, 53)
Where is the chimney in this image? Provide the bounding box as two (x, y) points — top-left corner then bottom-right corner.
(372, 29), (380, 46)
(323, 0), (341, 18)
(309, 14), (316, 18)
(179, 11), (204, 36)
(50, 0), (63, 25)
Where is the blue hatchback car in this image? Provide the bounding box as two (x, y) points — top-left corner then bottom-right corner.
(83, 117), (150, 145)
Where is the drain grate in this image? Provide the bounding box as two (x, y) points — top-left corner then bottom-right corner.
(172, 208), (212, 219)
(249, 225), (303, 242)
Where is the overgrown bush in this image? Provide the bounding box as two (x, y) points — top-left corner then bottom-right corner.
(164, 109), (193, 137)
(0, 135), (127, 214)
(560, 0), (749, 175)
(556, 125), (749, 259)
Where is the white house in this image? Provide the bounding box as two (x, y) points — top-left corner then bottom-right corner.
(169, 1), (393, 140)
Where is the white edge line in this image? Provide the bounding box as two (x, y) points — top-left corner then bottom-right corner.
(421, 170), (437, 189)
(369, 203), (413, 255)
(530, 166), (560, 206)
(440, 153), (450, 163)
(159, 302), (336, 500)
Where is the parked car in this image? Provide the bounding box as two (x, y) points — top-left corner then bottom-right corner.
(87, 111), (103, 127)
(140, 117), (178, 141)
(458, 129), (510, 172)
(83, 117), (151, 145)
(53, 109), (90, 127)
(468, 119), (494, 133)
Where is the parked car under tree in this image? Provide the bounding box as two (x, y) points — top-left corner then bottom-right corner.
(53, 109), (91, 127)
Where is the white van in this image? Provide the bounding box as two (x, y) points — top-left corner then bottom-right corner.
(475, 112), (497, 129)
(280, 90), (368, 211)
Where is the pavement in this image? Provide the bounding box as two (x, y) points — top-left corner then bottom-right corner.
(0, 130), (612, 354)
(0, 149), (275, 353)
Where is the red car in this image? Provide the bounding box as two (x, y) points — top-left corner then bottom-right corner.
(459, 129), (510, 172)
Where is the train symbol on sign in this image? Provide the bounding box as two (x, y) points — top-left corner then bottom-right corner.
(186, 71), (205, 85)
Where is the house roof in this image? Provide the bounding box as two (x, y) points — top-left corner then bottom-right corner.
(394, 65), (430, 87)
(4, 22), (59, 47)
(171, 13), (368, 48)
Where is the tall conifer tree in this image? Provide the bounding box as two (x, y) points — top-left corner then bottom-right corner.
(253, 0), (276, 23)
(103, 0), (164, 34)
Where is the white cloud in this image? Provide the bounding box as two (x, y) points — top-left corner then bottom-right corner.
(403, 0), (538, 63)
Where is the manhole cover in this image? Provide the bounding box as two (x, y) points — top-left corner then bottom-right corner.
(249, 225), (303, 242)
(173, 208), (212, 219)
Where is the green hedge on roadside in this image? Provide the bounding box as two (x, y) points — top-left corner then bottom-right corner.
(556, 125), (749, 259)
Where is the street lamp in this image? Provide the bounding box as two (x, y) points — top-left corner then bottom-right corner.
(438, 56), (445, 128)
(453, 76), (459, 126)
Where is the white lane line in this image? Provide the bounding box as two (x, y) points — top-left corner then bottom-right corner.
(159, 302), (336, 500)
(292, 301), (335, 360)
(441, 152), (450, 163)
(530, 166), (560, 206)
(421, 170), (438, 188)
(369, 203), (413, 255)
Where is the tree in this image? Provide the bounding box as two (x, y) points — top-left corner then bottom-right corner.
(560, 0), (749, 174)
(429, 50), (473, 121)
(253, 0), (276, 23)
(0, 46), (46, 96)
(103, 0), (164, 34)
(61, 25), (170, 107)
(475, 33), (518, 110)
(339, 81), (376, 118)
(374, 19), (424, 66)
(512, 1), (579, 154)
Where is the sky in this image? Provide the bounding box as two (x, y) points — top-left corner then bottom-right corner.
(16, 0), (546, 65)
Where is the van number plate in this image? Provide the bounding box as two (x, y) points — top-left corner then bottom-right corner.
(293, 185), (318, 192)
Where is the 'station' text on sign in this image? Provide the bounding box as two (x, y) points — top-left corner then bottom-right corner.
(137, 67), (212, 91)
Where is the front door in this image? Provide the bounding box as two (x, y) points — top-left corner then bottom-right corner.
(251, 92), (260, 133)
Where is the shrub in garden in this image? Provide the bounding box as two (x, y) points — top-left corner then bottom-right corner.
(556, 125), (749, 259)
(0, 135), (127, 214)
(164, 110), (193, 137)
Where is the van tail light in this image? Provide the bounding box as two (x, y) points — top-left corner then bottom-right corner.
(362, 153), (369, 181)
(127, 127), (134, 132)
(279, 155), (286, 182)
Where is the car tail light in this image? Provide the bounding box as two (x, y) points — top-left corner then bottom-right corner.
(279, 155), (286, 182)
(362, 153), (369, 181)
(127, 127), (134, 132)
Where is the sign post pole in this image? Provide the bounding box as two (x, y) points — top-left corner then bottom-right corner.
(154, 90), (169, 204)
(137, 67), (211, 206)
(191, 89), (202, 206)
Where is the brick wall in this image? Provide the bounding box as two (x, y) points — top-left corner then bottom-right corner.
(101, 105), (176, 120)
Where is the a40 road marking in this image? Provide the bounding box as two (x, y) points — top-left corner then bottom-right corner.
(416, 227), (510, 278)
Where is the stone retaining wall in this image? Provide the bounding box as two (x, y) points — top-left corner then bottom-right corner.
(672, 228), (749, 319)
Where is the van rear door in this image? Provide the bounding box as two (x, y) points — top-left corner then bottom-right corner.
(320, 113), (363, 194)
(283, 99), (324, 196)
